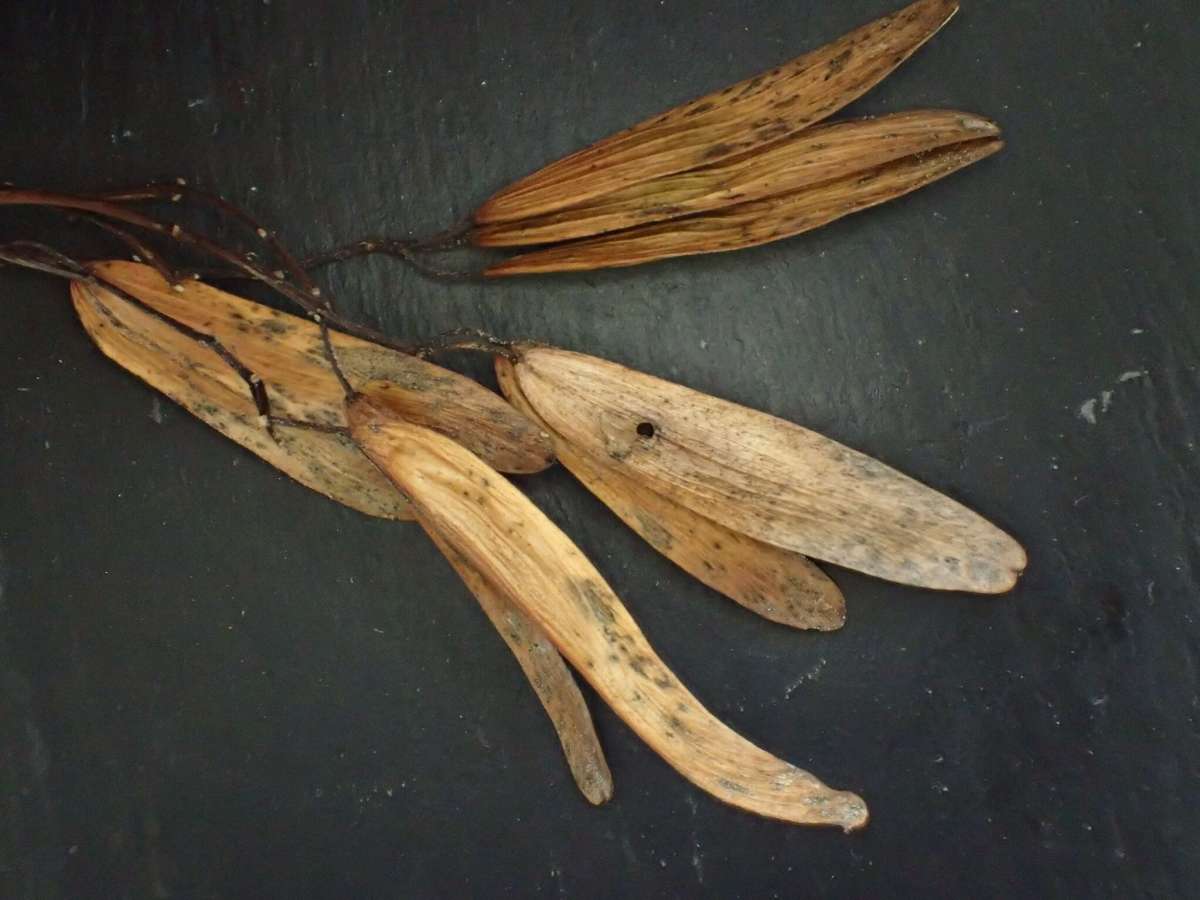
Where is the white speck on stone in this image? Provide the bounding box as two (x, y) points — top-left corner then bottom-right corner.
(784, 658), (826, 698)
(1100, 389), (1114, 413)
(1118, 370), (1147, 383)
(1078, 398), (1098, 425)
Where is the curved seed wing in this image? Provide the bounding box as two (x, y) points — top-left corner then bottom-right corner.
(349, 411), (868, 829)
(495, 357), (844, 630)
(475, 110), (997, 247)
(476, 0), (959, 224)
(513, 347), (1026, 593)
(423, 525), (613, 805)
(71, 280), (413, 519)
(89, 261), (553, 474)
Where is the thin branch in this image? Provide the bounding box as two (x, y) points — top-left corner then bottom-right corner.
(0, 188), (429, 354)
(92, 182), (330, 309)
(75, 215), (180, 286)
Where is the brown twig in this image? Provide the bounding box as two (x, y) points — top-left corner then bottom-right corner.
(1, 188), (506, 366)
(92, 182), (330, 307)
(0, 188), (429, 354)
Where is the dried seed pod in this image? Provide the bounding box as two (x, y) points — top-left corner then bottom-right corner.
(475, 110), (998, 247)
(90, 261), (553, 473)
(355, 379), (553, 475)
(512, 347), (1027, 593)
(423, 525), (613, 805)
(348, 410), (868, 829)
(71, 273), (611, 801)
(487, 138), (1001, 275)
(495, 357), (845, 630)
(71, 279), (413, 519)
(476, 0), (959, 225)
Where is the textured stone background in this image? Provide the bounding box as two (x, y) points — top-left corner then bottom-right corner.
(1, 1), (1195, 895)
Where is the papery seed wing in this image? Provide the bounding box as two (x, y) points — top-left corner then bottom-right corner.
(495, 357), (844, 631)
(71, 280), (413, 519)
(512, 347), (1026, 594)
(423, 524), (613, 805)
(354, 380), (553, 475)
(474, 111), (997, 247)
(90, 261), (553, 474)
(348, 410), (868, 829)
(487, 139), (1000, 275)
(475, 0), (959, 225)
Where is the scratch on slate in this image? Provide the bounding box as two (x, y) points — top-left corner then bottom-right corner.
(686, 795), (704, 884)
(784, 658), (827, 699)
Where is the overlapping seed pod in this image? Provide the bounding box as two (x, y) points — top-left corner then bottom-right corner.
(71, 277), (415, 519)
(468, 0), (999, 275)
(475, 110), (998, 248)
(347, 410), (870, 830)
(508, 346), (1027, 593)
(495, 356), (847, 631)
(68, 266), (614, 805)
(477, 0), (961, 224)
(87, 261), (554, 475)
(423, 526), (614, 805)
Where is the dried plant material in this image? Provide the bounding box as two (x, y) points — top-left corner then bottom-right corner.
(423, 526), (614, 805)
(355, 380), (553, 475)
(496, 357), (844, 630)
(71, 280), (414, 519)
(347, 411), (868, 830)
(487, 138), (1001, 275)
(475, 0), (959, 225)
(475, 110), (997, 247)
(512, 347), (1026, 593)
(90, 260), (553, 474)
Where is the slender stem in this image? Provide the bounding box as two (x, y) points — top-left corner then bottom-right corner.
(1, 189), (508, 362)
(0, 188), (437, 355)
(92, 182), (329, 308)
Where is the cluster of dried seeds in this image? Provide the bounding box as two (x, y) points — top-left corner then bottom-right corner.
(0, 0), (1022, 829)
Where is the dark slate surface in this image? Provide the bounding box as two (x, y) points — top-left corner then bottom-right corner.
(1, 1), (1196, 896)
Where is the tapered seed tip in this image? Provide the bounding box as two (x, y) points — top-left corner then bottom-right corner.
(968, 536), (1028, 595)
(582, 773), (615, 806)
(839, 793), (871, 833)
(957, 114), (1001, 135)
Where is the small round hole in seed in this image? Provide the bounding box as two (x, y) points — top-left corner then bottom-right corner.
(636, 422), (655, 438)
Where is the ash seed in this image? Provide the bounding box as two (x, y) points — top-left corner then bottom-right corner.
(176, 176), (188, 186)
(171, 283), (185, 293)
(310, 287), (322, 297)
(171, 224), (182, 237)
(256, 228), (269, 238)
(273, 269), (286, 280)
(171, 193), (182, 202)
